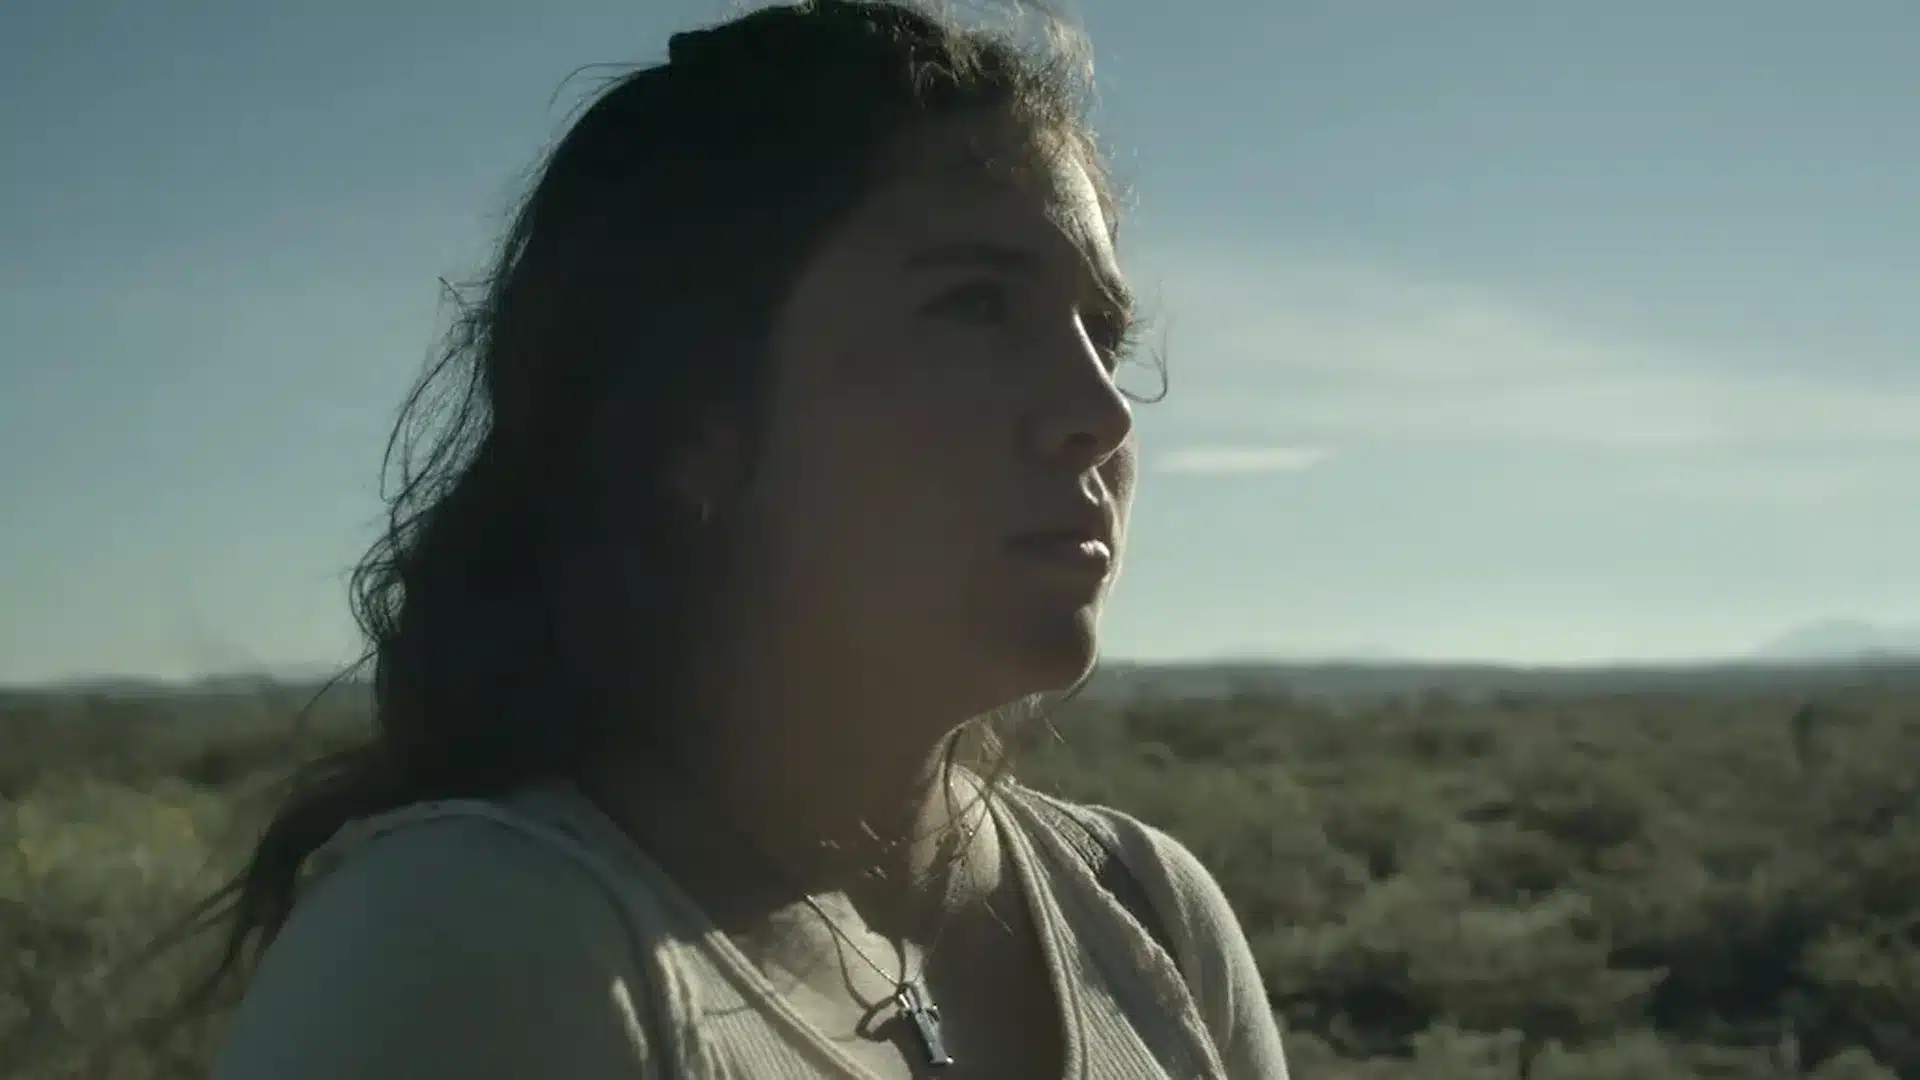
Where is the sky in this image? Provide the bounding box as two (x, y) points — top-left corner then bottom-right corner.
(2, 1), (1916, 683)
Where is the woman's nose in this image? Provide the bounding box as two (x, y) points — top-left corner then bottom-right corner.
(1020, 331), (1134, 472)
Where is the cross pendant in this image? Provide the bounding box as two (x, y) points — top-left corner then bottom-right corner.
(896, 980), (953, 1069)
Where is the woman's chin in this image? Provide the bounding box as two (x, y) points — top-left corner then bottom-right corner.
(991, 603), (1104, 695)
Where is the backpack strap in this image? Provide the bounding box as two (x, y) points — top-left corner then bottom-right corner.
(1018, 788), (1177, 963)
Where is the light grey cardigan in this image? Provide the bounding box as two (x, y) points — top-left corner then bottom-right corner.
(212, 782), (1289, 1078)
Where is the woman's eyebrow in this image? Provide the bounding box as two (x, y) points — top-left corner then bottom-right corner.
(901, 240), (1044, 275)
(903, 239), (1135, 312)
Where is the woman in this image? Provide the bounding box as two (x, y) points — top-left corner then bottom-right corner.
(208, 1), (1287, 1077)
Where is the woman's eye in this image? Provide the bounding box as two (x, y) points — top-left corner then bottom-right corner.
(1084, 308), (1130, 359)
(927, 281), (1012, 324)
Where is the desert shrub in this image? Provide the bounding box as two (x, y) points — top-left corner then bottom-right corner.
(9, 675), (1920, 1077)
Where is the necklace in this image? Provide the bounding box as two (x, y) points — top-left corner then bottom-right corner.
(791, 797), (990, 1071)
(658, 758), (988, 1070)
(800, 893), (955, 1068)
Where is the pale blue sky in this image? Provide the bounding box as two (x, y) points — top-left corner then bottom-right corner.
(2, 1), (1916, 683)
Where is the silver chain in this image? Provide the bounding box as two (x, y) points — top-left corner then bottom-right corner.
(657, 760), (992, 1001)
(792, 796), (991, 999)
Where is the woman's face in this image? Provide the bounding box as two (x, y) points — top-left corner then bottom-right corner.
(724, 116), (1138, 712)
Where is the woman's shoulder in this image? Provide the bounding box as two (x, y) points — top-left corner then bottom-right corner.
(1007, 784), (1291, 1076)
(1070, 802), (1225, 911)
(282, 789), (649, 963)
(302, 789), (636, 925)
(1032, 791), (1257, 972)
(1005, 783), (1226, 924)
(214, 794), (658, 1080)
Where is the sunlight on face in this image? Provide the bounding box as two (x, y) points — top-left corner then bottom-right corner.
(742, 114), (1139, 712)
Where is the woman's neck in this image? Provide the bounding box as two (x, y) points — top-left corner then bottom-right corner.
(589, 737), (999, 942)
(592, 676), (999, 933)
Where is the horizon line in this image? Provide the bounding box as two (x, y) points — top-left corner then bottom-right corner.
(8, 652), (1920, 695)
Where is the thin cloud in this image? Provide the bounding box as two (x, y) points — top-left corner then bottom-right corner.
(1158, 445), (1334, 475)
(1135, 249), (1920, 454)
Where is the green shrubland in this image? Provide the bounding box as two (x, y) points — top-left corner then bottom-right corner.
(4, 674), (1916, 1078)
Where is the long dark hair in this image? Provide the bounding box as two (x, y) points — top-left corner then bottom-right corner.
(134, 0), (1145, 1023)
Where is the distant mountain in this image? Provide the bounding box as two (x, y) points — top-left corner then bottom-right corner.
(12, 657), (1920, 716)
(1754, 620), (1920, 662)
(1087, 656), (1920, 706)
